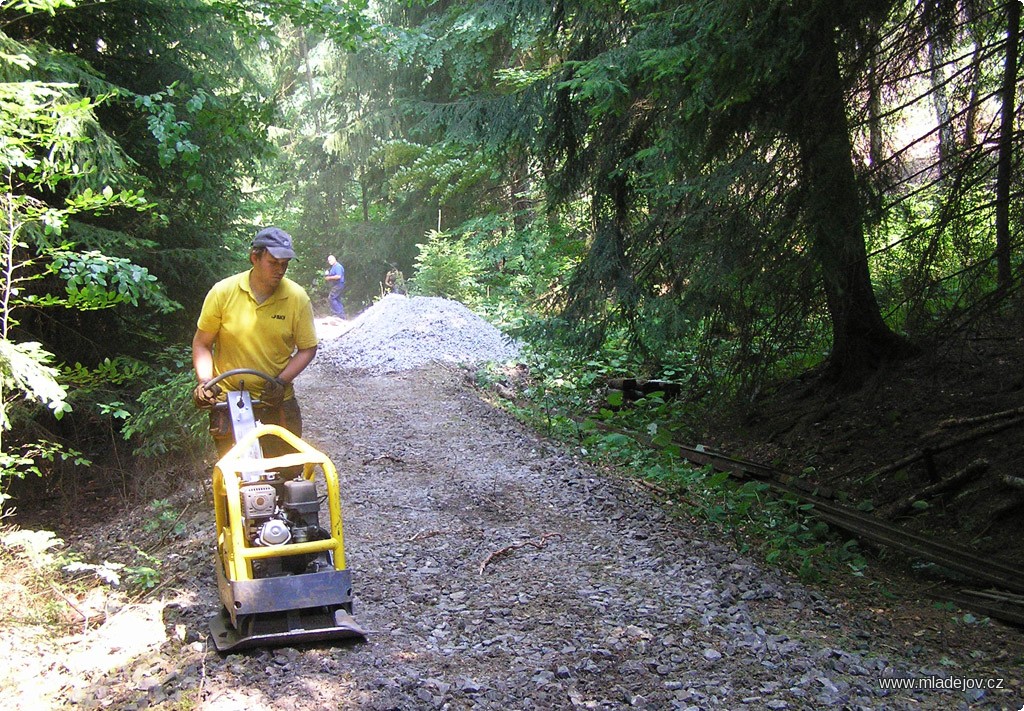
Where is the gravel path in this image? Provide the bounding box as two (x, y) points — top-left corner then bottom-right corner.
(245, 365), (1019, 711)
(7, 304), (1023, 710)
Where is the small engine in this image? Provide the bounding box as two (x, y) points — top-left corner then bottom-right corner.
(239, 477), (332, 577)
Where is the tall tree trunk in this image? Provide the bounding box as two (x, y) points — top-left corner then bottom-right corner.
(509, 156), (531, 234)
(359, 170), (369, 222)
(963, 0), (984, 149)
(995, 0), (1020, 289)
(924, 0), (955, 174)
(928, 35), (954, 176)
(794, 16), (909, 386)
(301, 32), (320, 134)
(867, 25), (884, 166)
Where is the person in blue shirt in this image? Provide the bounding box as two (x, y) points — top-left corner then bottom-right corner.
(325, 254), (346, 318)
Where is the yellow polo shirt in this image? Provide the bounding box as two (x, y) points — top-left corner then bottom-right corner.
(196, 270), (318, 399)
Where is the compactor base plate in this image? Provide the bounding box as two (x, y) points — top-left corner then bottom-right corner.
(209, 606), (366, 652)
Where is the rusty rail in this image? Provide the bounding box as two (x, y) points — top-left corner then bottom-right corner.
(586, 418), (1024, 625)
(671, 442), (1024, 598)
(675, 443), (1024, 595)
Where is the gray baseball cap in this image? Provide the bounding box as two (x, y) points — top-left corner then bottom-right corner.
(252, 227), (296, 259)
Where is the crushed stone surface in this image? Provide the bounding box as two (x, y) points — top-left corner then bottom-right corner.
(3, 302), (1023, 710)
(311, 294), (521, 375)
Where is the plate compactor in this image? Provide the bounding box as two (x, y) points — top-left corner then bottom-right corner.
(203, 368), (366, 652)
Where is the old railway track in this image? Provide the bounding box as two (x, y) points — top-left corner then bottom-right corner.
(584, 412), (1024, 627)
(674, 442), (1024, 626)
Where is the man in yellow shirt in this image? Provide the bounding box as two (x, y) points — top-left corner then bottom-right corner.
(191, 227), (319, 459)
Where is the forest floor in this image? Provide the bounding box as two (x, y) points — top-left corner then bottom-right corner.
(699, 309), (1024, 574)
(0, 314), (1023, 709)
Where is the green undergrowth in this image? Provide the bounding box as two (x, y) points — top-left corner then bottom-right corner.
(478, 351), (868, 585)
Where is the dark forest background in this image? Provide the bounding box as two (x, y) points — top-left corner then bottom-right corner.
(2, 0), (1023, 565)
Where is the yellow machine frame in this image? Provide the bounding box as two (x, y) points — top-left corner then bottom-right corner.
(213, 424), (347, 582)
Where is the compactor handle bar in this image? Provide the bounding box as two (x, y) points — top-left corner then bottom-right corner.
(204, 368), (279, 410)
(206, 368), (277, 389)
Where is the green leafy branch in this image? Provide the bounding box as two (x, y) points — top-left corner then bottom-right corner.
(0, 41), (164, 510)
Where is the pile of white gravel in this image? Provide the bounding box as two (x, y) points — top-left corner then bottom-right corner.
(314, 294), (521, 375)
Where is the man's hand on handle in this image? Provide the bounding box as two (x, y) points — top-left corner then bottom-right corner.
(192, 381), (222, 408)
(261, 377), (287, 407)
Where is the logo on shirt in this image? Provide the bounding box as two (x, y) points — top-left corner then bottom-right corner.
(272, 314), (286, 320)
